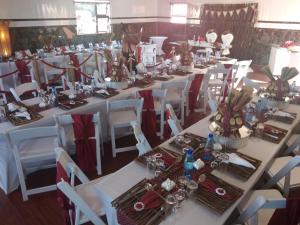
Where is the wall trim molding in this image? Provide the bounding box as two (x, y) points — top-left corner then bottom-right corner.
(0, 18), (76, 21)
(257, 20), (300, 24)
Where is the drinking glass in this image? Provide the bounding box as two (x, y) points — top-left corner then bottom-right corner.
(165, 194), (178, 213)
(174, 189), (186, 209)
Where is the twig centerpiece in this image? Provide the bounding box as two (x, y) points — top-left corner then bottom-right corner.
(178, 42), (193, 72)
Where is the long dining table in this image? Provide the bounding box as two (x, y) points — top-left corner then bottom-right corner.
(93, 102), (300, 225)
(0, 65), (212, 194)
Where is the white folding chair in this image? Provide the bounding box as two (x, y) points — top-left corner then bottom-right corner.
(76, 53), (97, 78)
(184, 74), (197, 117)
(54, 112), (103, 175)
(42, 55), (69, 91)
(166, 104), (183, 136)
(207, 63), (231, 99)
(55, 147), (106, 225)
(7, 126), (60, 201)
(9, 81), (39, 102)
(263, 155), (300, 197)
(236, 189), (286, 225)
(130, 120), (151, 156)
(207, 87), (218, 113)
(284, 134), (300, 156)
(161, 80), (189, 125)
(233, 60), (253, 88)
(107, 98), (144, 157)
(136, 89), (167, 140)
(242, 77), (264, 92)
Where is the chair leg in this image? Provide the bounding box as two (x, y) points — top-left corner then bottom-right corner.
(110, 125), (117, 158)
(15, 161), (29, 201)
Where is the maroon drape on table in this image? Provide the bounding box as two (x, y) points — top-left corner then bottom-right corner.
(188, 74), (204, 112)
(69, 54), (81, 81)
(138, 90), (157, 143)
(15, 60), (31, 83)
(163, 108), (172, 139)
(268, 198), (300, 225)
(56, 162), (75, 225)
(71, 114), (96, 172)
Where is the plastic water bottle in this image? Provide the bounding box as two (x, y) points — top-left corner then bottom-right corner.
(184, 149), (194, 180)
(203, 133), (214, 162)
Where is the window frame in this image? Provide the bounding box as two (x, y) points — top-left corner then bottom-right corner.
(74, 0), (111, 35)
(170, 3), (188, 24)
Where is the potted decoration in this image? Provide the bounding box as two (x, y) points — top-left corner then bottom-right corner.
(209, 86), (254, 149)
(105, 52), (130, 90)
(262, 66), (298, 109)
(178, 42), (193, 72)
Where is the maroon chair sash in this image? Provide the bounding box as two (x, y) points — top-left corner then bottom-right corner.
(15, 60), (31, 83)
(69, 54), (81, 81)
(188, 74), (204, 112)
(221, 64), (233, 103)
(138, 90), (157, 144)
(268, 197), (300, 225)
(163, 108), (172, 139)
(71, 114), (96, 172)
(56, 162), (75, 225)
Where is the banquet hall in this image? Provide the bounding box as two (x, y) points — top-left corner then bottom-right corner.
(1, 0), (300, 224)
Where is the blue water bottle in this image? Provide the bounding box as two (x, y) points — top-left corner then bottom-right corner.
(203, 133), (214, 162)
(184, 149), (194, 180)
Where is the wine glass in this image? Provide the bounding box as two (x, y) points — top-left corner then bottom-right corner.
(165, 194), (178, 214)
(174, 189), (186, 209)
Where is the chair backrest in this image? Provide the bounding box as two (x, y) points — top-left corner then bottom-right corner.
(263, 155), (300, 196)
(54, 112), (101, 149)
(233, 60), (252, 88)
(161, 80), (187, 92)
(107, 98), (144, 124)
(10, 80), (39, 101)
(235, 195), (286, 225)
(130, 121), (151, 155)
(57, 180), (106, 225)
(55, 147), (89, 185)
(207, 88), (218, 113)
(166, 104), (183, 136)
(9, 125), (59, 144)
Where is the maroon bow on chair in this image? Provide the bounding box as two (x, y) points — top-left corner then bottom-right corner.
(268, 197), (300, 225)
(71, 114), (96, 172)
(15, 60), (31, 83)
(69, 54), (81, 82)
(56, 162), (75, 225)
(189, 74), (204, 112)
(138, 90), (157, 144)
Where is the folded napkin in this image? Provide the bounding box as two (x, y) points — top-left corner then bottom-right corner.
(139, 190), (162, 209)
(273, 110), (295, 119)
(160, 152), (176, 167)
(224, 153), (256, 169)
(199, 179), (233, 201)
(96, 89), (110, 96)
(15, 111), (31, 120)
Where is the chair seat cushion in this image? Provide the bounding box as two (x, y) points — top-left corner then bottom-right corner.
(238, 189), (284, 225)
(267, 156), (300, 190)
(109, 110), (137, 127)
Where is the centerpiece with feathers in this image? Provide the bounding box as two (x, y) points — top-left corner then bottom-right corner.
(209, 86), (254, 148)
(262, 66), (298, 108)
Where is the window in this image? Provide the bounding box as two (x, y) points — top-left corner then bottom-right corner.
(74, 0), (110, 35)
(170, 3), (188, 24)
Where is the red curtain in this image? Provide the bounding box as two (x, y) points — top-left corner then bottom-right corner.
(56, 162), (75, 225)
(15, 60), (31, 83)
(71, 114), (96, 172)
(189, 74), (204, 112)
(138, 90), (157, 143)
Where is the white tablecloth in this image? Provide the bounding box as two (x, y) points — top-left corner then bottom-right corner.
(0, 67), (208, 194)
(94, 103), (300, 225)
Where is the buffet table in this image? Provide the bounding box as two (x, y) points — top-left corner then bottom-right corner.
(93, 103), (300, 225)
